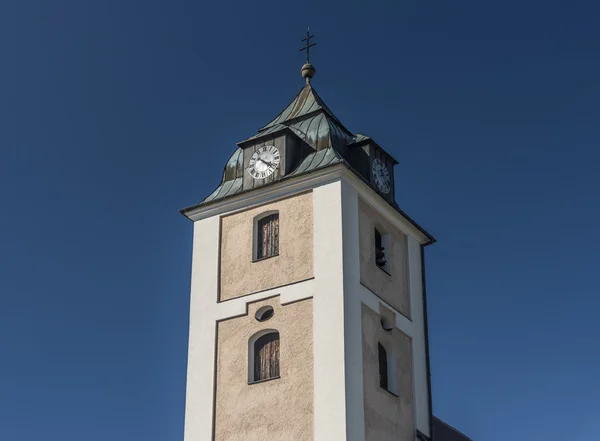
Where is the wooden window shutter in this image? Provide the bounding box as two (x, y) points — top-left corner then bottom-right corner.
(257, 214), (279, 259)
(254, 332), (280, 381)
(378, 342), (388, 390)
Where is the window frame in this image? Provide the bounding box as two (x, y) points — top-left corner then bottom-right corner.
(252, 211), (280, 262)
(248, 329), (281, 384)
(374, 227), (391, 275)
(378, 340), (398, 396)
(378, 342), (389, 390)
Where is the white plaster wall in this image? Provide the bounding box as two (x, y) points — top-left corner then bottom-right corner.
(408, 237), (430, 438)
(340, 180), (367, 441)
(184, 216), (220, 441)
(312, 180), (348, 441)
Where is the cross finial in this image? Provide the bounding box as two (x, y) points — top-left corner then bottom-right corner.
(299, 27), (316, 84)
(300, 27), (316, 63)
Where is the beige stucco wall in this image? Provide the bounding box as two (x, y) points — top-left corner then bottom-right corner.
(358, 199), (410, 317)
(214, 296), (314, 441)
(219, 192), (314, 301)
(362, 303), (415, 441)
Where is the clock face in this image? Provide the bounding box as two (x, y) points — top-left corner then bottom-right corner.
(372, 158), (391, 194)
(247, 145), (281, 180)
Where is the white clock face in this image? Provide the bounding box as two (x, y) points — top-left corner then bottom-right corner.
(372, 158), (391, 194)
(247, 145), (280, 180)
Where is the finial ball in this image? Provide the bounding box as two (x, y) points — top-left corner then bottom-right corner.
(301, 63), (316, 83)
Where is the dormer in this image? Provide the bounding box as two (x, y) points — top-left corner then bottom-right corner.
(347, 135), (398, 204)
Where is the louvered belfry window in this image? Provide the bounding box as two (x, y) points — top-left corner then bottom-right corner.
(257, 213), (279, 260)
(254, 332), (280, 382)
(378, 342), (388, 390)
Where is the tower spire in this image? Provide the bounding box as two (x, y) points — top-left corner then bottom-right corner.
(300, 27), (316, 84)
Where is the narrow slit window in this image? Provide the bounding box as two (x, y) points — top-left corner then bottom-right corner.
(254, 331), (280, 382)
(378, 342), (388, 390)
(257, 213), (279, 260)
(375, 228), (387, 270)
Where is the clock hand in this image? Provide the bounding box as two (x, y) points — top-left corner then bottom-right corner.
(258, 158), (274, 167)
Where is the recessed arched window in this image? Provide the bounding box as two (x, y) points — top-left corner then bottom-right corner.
(254, 212), (279, 260)
(249, 330), (280, 382)
(378, 342), (389, 390)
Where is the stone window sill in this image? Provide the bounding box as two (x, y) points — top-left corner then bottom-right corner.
(252, 253), (279, 263)
(248, 376), (281, 385)
(376, 264), (391, 276)
(381, 387), (398, 397)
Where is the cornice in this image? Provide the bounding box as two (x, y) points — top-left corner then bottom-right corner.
(182, 164), (346, 222)
(182, 163), (434, 245)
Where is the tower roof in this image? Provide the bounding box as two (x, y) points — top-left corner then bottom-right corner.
(193, 81), (401, 208)
(258, 84), (351, 135)
(238, 84), (354, 156)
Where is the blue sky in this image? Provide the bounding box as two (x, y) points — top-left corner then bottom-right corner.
(1, 1), (599, 440)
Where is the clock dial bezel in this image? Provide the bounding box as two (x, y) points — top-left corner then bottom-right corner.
(372, 158), (391, 194)
(247, 145), (281, 180)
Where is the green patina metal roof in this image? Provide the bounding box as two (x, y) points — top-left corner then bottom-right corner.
(257, 84), (351, 135)
(199, 84), (365, 205)
(238, 85), (354, 154)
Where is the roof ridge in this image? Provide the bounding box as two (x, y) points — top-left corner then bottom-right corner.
(258, 85), (353, 136)
(308, 86), (352, 135)
(258, 85), (315, 132)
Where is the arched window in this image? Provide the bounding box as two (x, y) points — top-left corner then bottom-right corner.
(252, 331), (280, 382)
(378, 342), (388, 390)
(255, 212), (279, 260)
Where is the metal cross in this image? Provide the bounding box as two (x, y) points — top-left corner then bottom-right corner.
(300, 27), (316, 63)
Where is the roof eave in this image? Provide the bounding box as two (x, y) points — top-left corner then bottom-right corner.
(348, 137), (399, 165)
(236, 126), (296, 147)
(180, 159), (435, 246)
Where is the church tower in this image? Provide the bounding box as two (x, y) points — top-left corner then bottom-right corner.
(180, 39), (435, 441)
